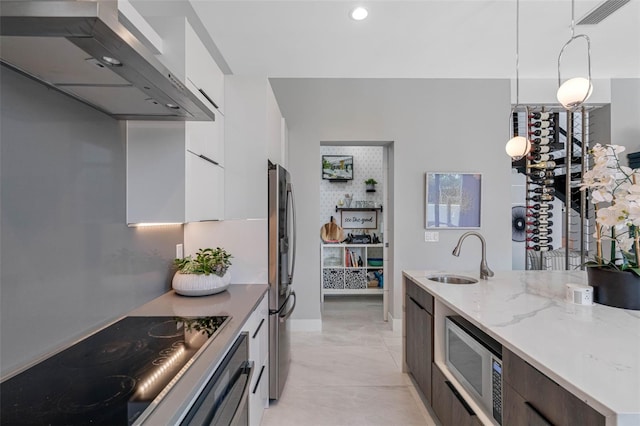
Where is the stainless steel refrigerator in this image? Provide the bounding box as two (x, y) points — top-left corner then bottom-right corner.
(267, 161), (297, 400)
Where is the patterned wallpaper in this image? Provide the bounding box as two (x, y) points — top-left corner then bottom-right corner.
(319, 146), (384, 235)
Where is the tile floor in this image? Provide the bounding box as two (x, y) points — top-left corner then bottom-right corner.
(261, 296), (438, 426)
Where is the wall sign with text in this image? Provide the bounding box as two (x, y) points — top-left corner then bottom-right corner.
(340, 210), (378, 229)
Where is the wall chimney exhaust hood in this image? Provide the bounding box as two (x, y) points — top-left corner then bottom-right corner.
(0, 0), (216, 121)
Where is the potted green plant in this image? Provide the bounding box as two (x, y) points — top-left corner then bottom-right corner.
(172, 247), (233, 296)
(365, 178), (378, 192)
(580, 143), (640, 310)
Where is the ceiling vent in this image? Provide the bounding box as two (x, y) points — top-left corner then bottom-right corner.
(577, 0), (630, 25)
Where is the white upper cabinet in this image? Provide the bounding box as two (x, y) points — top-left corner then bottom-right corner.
(150, 18), (224, 117)
(126, 121), (225, 224)
(185, 24), (225, 114)
(126, 19), (225, 224)
(224, 77), (285, 220)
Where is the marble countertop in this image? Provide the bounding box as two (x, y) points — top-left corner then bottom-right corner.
(403, 270), (640, 426)
(130, 284), (269, 425)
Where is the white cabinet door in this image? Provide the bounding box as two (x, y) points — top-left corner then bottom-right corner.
(185, 151), (224, 222)
(185, 23), (224, 113)
(242, 294), (269, 426)
(126, 122), (185, 224)
(186, 119), (223, 167)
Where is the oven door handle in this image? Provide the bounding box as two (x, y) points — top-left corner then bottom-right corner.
(229, 361), (255, 426)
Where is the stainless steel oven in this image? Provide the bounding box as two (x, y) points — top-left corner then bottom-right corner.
(180, 333), (253, 426)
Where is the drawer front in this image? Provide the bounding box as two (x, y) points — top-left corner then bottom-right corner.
(249, 361), (269, 426)
(246, 294), (268, 426)
(323, 269), (344, 289)
(406, 278), (433, 314)
(432, 363), (481, 426)
(504, 349), (605, 426)
(345, 269), (367, 289)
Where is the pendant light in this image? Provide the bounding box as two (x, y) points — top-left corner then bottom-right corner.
(557, 0), (593, 111)
(505, 0), (531, 160)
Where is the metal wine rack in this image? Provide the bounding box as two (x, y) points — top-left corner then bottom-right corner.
(518, 107), (592, 271)
(525, 109), (559, 262)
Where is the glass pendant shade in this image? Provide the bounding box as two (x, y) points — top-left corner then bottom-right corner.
(557, 77), (593, 110)
(506, 136), (531, 160)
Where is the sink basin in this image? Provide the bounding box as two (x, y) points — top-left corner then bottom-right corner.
(426, 274), (478, 285)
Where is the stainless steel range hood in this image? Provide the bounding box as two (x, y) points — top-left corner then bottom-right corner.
(0, 1), (216, 121)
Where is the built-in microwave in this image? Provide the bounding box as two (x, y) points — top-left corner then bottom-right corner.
(445, 316), (503, 425)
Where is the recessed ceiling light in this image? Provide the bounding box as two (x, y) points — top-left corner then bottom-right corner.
(101, 56), (122, 67)
(350, 7), (368, 21)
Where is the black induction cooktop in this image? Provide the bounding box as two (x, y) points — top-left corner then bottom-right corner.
(1, 315), (230, 425)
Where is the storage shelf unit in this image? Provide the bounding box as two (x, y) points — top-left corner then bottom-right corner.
(321, 243), (384, 299)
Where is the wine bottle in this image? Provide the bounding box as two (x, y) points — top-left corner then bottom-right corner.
(530, 145), (551, 154)
(527, 220), (554, 227)
(526, 211), (553, 219)
(532, 137), (554, 144)
(531, 120), (555, 129)
(529, 112), (551, 120)
(529, 129), (551, 137)
(530, 203), (554, 211)
(529, 178), (555, 186)
(527, 194), (555, 202)
(528, 153), (554, 162)
(529, 161), (556, 169)
(528, 244), (554, 251)
(527, 228), (553, 235)
(526, 236), (553, 243)
(528, 187), (556, 194)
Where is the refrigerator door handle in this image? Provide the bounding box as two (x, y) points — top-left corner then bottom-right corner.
(279, 291), (296, 321)
(287, 181), (297, 285)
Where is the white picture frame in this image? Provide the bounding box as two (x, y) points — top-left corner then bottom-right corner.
(340, 210), (378, 229)
(425, 172), (482, 229)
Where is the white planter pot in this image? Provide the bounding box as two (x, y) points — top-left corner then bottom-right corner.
(172, 271), (231, 296)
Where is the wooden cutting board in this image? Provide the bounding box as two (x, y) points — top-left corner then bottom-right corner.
(321, 216), (344, 242)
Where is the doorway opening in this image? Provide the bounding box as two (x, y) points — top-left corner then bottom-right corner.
(319, 142), (394, 322)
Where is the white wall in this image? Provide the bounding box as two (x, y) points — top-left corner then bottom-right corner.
(319, 146), (384, 234)
(270, 78), (513, 321)
(184, 220), (268, 284)
(611, 79), (640, 153)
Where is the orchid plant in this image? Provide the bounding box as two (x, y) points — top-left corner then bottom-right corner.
(580, 143), (640, 275)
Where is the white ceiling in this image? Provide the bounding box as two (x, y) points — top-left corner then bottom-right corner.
(134, 0), (640, 79)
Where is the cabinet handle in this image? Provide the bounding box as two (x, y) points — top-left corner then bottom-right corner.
(252, 365), (266, 395)
(198, 88), (219, 112)
(444, 380), (476, 416)
(409, 295), (426, 312)
(186, 149), (220, 166)
(525, 401), (554, 426)
(252, 318), (265, 339)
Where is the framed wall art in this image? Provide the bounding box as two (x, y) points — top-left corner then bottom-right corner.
(322, 155), (354, 181)
(425, 172), (481, 229)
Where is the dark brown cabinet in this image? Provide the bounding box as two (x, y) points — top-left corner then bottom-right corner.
(432, 363), (482, 426)
(503, 348), (605, 426)
(405, 279), (433, 403)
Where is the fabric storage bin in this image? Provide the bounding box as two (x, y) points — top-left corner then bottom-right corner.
(323, 268), (344, 289)
(345, 269), (367, 289)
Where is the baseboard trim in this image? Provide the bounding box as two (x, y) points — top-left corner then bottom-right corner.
(289, 319), (322, 332)
(388, 312), (402, 333)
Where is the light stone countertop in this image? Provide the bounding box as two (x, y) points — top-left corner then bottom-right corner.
(403, 270), (640, 426)
(130, 284), (269, 425)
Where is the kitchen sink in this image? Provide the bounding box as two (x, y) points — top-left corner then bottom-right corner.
(426, 274), (478, 284)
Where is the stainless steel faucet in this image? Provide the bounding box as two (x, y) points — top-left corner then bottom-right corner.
(452, 231), (494, 280)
